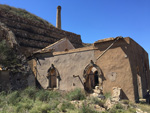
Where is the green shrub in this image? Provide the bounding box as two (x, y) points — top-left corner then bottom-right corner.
(66, 88), (86, 101)
(90, 97), (105, 107)
(60, 101), (75, 112)
(127, 108), (136, 113)
(30, 102), (53, 113)
(36, 90), (61, 102)
(29, 98), (60, 113)
(48, 109), (60, 113)
(48, 90), (61, 99)
(109, 103), (124, 113)
(0, 91), (7, 107)
(0, 91), (7, 96)
(1, 105), (17, 113)
(37, 90), (50, 102)
(115, 103), (124, 109)
(0, 98), (6, 108)
(79, 103), (98, 113)
(23, 87), (37, 100)
(109, 108), (119, 113)
(104, 92), (111, 99)
(0, 40), (21, 71)
(16, 103), (32, 113)
(15, 98), (33, 113)
(7, 91), (21, 105)
(48, 99), (59, 111)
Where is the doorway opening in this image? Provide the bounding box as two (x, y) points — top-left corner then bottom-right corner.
(94, 71), (99, 86)
(48, 68), (57, 88)
(47, 64), (59, 89)
(83, 60), (102, 93)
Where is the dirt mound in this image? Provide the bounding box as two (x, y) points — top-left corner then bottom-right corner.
(0, 4), (83, 56)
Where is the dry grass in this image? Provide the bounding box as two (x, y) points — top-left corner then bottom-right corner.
(0, 4), (54, 27)
(0, 87), (150, 113)
(137, 103), (150, 113)
(82, 43), (92, 47)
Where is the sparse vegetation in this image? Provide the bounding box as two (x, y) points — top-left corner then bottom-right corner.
(136, 103), (150, 113)
(0, 87), (150, 113)
(79, 103), (98, 113)
(89, 97), (105, 107)
(82, 43), (92, 47)
(104, 92), (111, 99)
(0, 4), (54, 27)
(0, 40), (20, 69)
(0, 87), (62, 113)
(66, 88), (86, 101)
(60, 101), (75, 112)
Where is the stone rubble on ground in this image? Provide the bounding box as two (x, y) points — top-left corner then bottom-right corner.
(136, 108), (147, 113)
(104, 87), (122, 110)
(64, 87), (148, 113)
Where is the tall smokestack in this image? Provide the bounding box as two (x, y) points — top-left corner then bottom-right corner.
(56, 6), (61, 29)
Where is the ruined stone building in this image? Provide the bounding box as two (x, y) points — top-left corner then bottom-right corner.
(29, 37), (150, 102)
(0, 5), (149, 103)
(0, 5), (82, 91)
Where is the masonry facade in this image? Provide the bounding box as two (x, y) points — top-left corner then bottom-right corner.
(29, 37), (150, 102)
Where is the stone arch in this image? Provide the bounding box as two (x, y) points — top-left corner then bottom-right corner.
(47, 64), (60, 89)
(83, 60), (103, 93)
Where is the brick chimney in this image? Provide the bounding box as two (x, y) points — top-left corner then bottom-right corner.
(56, 6), (61, 29)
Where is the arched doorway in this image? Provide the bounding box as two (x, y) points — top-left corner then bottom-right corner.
(83, 60), (103, 93)
(47, 64), (59, 89)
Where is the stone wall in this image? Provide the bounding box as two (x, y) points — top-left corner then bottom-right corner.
(94, 38), (135, 102)
(94, 37), (150, 102)
(0, 9), (83, 56)
(36, 49), (95, 90)
(29, 37), (149, 102)
(129, 39), (150, 99)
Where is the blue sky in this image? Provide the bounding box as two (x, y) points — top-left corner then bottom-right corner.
(0, 0), (150, 62)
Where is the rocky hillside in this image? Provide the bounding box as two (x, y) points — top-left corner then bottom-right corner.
(0, 4), (83, 56)
(0, 22), (35, 91)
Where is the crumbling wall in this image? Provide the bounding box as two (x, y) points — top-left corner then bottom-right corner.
(94, 38), (135, 102)
(0, 9), (83, 56)
(129, 39), (150, 99)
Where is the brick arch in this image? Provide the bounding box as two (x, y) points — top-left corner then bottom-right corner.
(83, 60), (103, 93)
(83, 60), (102, 78)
